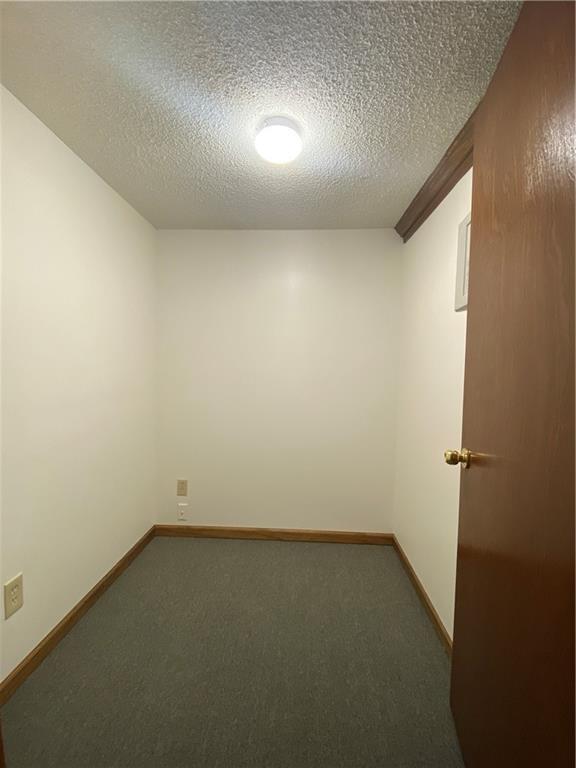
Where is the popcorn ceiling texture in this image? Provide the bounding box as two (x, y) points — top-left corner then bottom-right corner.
(1, 1), (520, 229)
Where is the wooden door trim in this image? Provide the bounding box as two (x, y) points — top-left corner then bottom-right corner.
(395, 108), (475, 242)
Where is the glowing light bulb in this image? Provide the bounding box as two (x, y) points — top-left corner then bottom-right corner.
(254, 118), (302, 164)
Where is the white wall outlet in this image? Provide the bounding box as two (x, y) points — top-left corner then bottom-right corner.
(4, 573), (23, 619)
(177, 502), (189, 521)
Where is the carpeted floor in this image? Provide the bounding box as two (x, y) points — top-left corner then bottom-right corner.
(2, 538), (464, 768)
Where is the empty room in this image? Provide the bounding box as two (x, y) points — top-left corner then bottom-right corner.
(0, 2), (574, 767)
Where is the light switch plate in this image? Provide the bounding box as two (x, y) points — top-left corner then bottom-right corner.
(176, 479), (188, 497)
(4, 573), (23, 619)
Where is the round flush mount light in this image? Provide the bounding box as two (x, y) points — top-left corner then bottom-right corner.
(254, 117), (302, 164)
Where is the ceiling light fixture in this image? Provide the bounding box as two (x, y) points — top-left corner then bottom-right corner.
(254, 117), (302, 164)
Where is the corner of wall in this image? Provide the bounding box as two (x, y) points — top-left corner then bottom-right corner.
(390, 170), (473, 637)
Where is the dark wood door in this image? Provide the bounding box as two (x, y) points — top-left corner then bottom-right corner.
(450, 3), (575, 767)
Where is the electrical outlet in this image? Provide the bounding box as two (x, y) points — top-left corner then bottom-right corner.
(177, 502), (189, 521)
(176, 479), (188, 497)
(4, 573), (23, 619)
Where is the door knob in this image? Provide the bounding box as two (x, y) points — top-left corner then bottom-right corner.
(444, 448), (472, 468)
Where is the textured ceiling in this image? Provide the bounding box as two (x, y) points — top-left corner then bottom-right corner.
(1, 1), (520, 229)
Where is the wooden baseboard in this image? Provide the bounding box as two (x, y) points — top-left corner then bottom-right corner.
(154, 524), (394, 546)
(155, 527), (451, 652)
(0, 526), (155, 706)
(392, 535), (452, 654)
(0, 524), (450, 709)
(154, 526), (451, 652)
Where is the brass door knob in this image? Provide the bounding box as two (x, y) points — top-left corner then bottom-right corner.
(444, 448), (472, 468)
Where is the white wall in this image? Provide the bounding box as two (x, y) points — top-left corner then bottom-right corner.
(393, 170), (472, 637)
(1, 88), (158, 677)
(158, 229), (402, 532)
(1, 84), (469, 675)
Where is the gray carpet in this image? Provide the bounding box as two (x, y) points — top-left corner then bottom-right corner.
(2, 538), (464, 768)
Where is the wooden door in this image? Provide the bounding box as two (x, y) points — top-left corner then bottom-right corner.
(450, 3), (575, 767)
